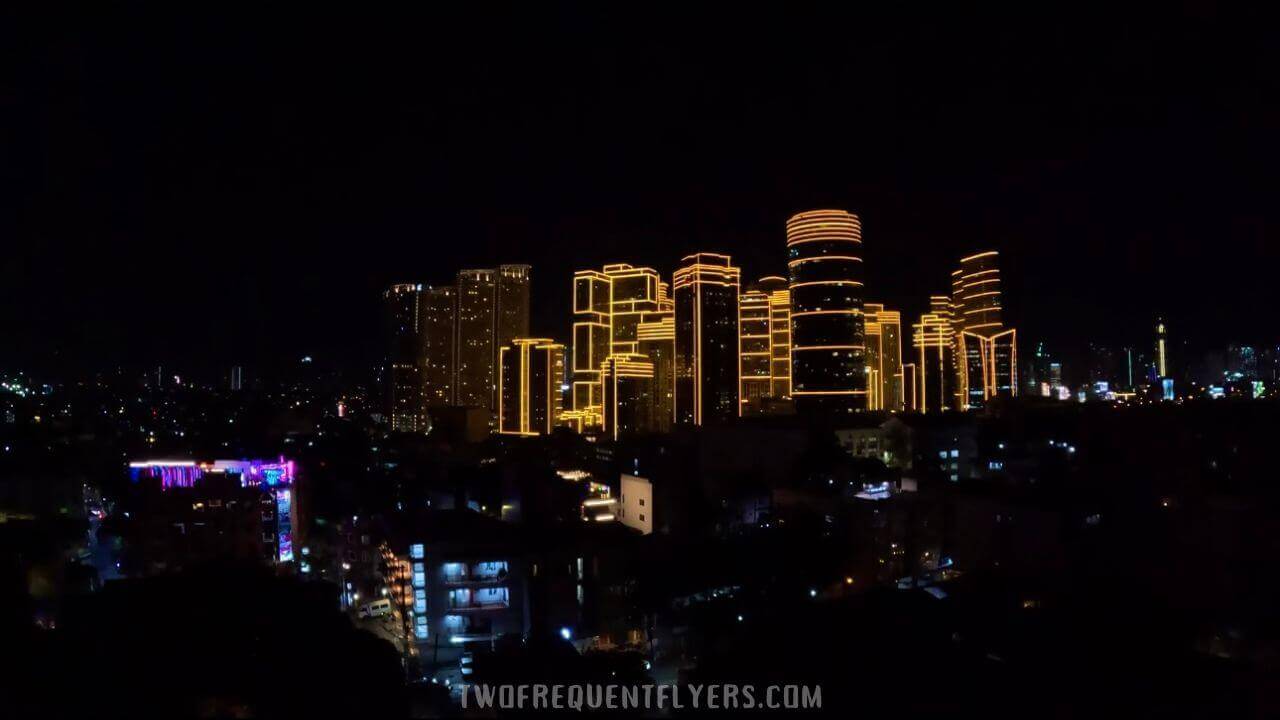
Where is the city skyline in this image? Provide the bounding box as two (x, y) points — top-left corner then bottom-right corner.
(4, 8), (1278, 378)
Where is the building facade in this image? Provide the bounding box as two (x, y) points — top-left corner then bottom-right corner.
(738, 286), (772, 415)
(384, 283), (426, 432)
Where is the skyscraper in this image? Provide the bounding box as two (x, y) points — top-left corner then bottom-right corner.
(384, 283), (427, 432)
(497, 338), (564, 436)
(422, 285), (457, 406)
(455, 266), (531, 410)
(759, 276), (792, 401)
(912, 298), (955, 414)
(738, 285), (771, 415)
(952, 251), (1017, 409)
(674, 253), (741, 425)
(570, 263), (671, 430)
(786, 210), (866, 416)
(602, 353), (657, 440)
(864, 303), (904, 412)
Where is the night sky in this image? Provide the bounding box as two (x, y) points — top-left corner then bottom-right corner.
(3, 7), (1277, 378)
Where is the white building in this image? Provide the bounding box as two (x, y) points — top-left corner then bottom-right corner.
(617, 474), (652, 535)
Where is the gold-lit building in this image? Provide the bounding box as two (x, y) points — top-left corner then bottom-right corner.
(786, 210), (866, 416)
(902, 362), (919, 412)
(759, 276), (792, 400)
(497, 338), (564, 436)
(422, 285), (457, 407)
(602, 353), (656, 440)
(384, 283), (426, 432)
(738, 286), (772, 414)
(951, 251), (1017, 409)
(636, 315), (675, 432)
(673, 253), (741, 425)
(864, 302), (904, 412)
(570, 264), (672, 430)
(912, 298), (955, 414)
(1155, 317), (1168, 378)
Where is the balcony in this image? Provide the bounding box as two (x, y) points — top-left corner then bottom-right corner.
(441, 561), (509, 585)
(447, 587), (509, 611)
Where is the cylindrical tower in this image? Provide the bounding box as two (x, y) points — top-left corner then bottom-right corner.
(786, 209), (866, 416)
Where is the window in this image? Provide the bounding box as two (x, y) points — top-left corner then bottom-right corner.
(639, 513), (645, 522)
(949, 449), (959, 458)
(410, 543), (424, 559)
(414, 615), (428, 640)
(414, 588), (427, 613)
(638, 498), (645, 507)
(412, 571), (426, 588)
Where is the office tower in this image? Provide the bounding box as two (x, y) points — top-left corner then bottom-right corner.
(602, 353), (656, 440)
(864, 303), (905, 412)
(453, 266), (531, 411)
(674, 253), (741, 425)
(758, 276), (792, 400)
(497, 338), (564, 436)
(422, 285), (457, 406)
(1155, 318), (1169, 378)
(570, 263), (671, 431)
(952, 251), (1017, 409)
(230, 365), (243, 391)
(786, 210), (866, 416)
(384, 284), (427, 432)
(636, 315), (675, 432)
(738, 285), (771, 414)
(912, 305), (955, 414)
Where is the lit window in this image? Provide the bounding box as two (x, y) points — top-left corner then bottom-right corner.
(949, 450), (959, 458)
(410, 543), (424, 559)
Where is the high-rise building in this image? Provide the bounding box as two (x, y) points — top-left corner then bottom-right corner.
(454, 266), (531, 410)
(455, 269), (497, 408)
(864, 303), (904, 411)
(738, 285), (771, 415)
(902, 362), (919, 412)
(951, 251), (1017, 409)
(786, 210), (866, 416)
(230, 365), (243, 391)
(570, 264), (671, 431)
(912, 301), (955, 414)
(674, 253), (741, 425)
(384, 283), (427, 432)
(497, 338), (564, 436)
(759, 276), (792, 401)
(422, 285), (457, 406)
(602, 353), (657, 440)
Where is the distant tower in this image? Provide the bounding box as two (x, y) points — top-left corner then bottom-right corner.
(602, 353), (657, 440)
(230, 365), (243, 391)
(786, 210), (866, 417)
(453, 265), (530, 411)
(384, 283), (426, 432)
(864, 303), (904, 411)
(1155, 317), (1169, 378)
(674, 253), (741, 425)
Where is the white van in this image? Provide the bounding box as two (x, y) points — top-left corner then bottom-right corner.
(358, 598), (393, 619)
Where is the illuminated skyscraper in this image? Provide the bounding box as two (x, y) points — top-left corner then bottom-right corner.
(738, 285), (772, 414)
(786, 210), (866, 416)
(952, 251), (1017, 409)
(454, 265), (531, 410)
(498, 338), (564, 436)
(912, 300), (955, 414)
(570, 263), (671, 430)
(384, 283), (426, 432)
(864, 303), (904, 412)
(902, 362), (919, 412)
(759, 276), (791, 400)
(674, 253), (741, 425)
(422, 285), (457, 406)
(1155, 317), (1169, 378)
(602, 353), (656, 440)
